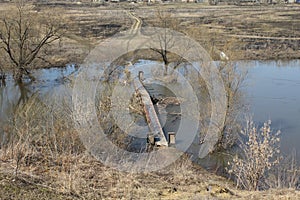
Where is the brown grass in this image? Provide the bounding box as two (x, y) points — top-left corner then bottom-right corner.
(0, 85), (299, 199)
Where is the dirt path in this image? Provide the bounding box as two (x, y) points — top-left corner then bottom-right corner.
(127, 11), (142, 35)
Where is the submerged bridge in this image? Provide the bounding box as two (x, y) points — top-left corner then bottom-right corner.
(133, 72), (175, 148)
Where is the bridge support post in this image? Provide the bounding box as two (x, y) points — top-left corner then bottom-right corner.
(168, 132), (176, 145)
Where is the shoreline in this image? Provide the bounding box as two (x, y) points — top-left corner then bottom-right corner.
(1, 2), (299, 70)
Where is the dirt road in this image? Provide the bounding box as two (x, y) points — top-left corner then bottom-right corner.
(127, 11), (142, 35)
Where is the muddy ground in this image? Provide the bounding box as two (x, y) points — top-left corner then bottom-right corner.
(1, 2), (298, 68)
(138, 3), (300, 60)
(42, 2), (300, 64)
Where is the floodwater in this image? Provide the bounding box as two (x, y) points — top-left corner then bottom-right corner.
(0, 60), (300, 163)
(246, 60), (300, 161)
(0, 64), (77, 124)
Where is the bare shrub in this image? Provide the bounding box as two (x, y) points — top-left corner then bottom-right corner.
(227, 119), (281, 191)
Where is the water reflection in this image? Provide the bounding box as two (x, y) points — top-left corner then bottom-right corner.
(245, 60), (300, 161)
(0, 65), (77, 131)
(0, 60), (300, 166)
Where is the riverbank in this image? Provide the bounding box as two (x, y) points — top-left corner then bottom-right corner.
(0, 59), (299, 199)
(1, 153), (299, 200)
(0, 2), (298, 70)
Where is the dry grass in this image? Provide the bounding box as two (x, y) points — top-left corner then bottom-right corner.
(1, 156), (299, 199)
(0, 90), (202, 199)
(1, 2), (299, 68)
(0, 2), (132, 69)
(138, 4), (300, 60)
(0, 87), (299, 199)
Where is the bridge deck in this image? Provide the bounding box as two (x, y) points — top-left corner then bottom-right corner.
(133, 77), (168, 147)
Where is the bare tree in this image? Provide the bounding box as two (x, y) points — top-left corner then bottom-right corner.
(0, 3), (62, 82)
(218, 60), (247, 149)
(188, 27), (247, 150)
(216, 39), (248, 150)
(150, 10), (183, 75)
(150, 11), (247, 150)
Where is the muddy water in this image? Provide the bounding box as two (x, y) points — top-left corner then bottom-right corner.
(0, 60), (300, 165)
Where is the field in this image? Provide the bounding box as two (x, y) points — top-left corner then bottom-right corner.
(26, 2), (300, 66)
(139, 3), (300, 60)
(1, 1), (300, 199)
(0, 2), (297, 67)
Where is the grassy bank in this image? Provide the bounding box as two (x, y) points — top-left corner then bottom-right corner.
(0, 81), (299, 200)
(1, 154), (300, 199)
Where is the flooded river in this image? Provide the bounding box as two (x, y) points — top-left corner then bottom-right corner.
(0, 60), (300, 163)
(246, 60), (300, 161)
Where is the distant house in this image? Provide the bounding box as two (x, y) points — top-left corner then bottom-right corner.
(180, 0), (197, 2)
